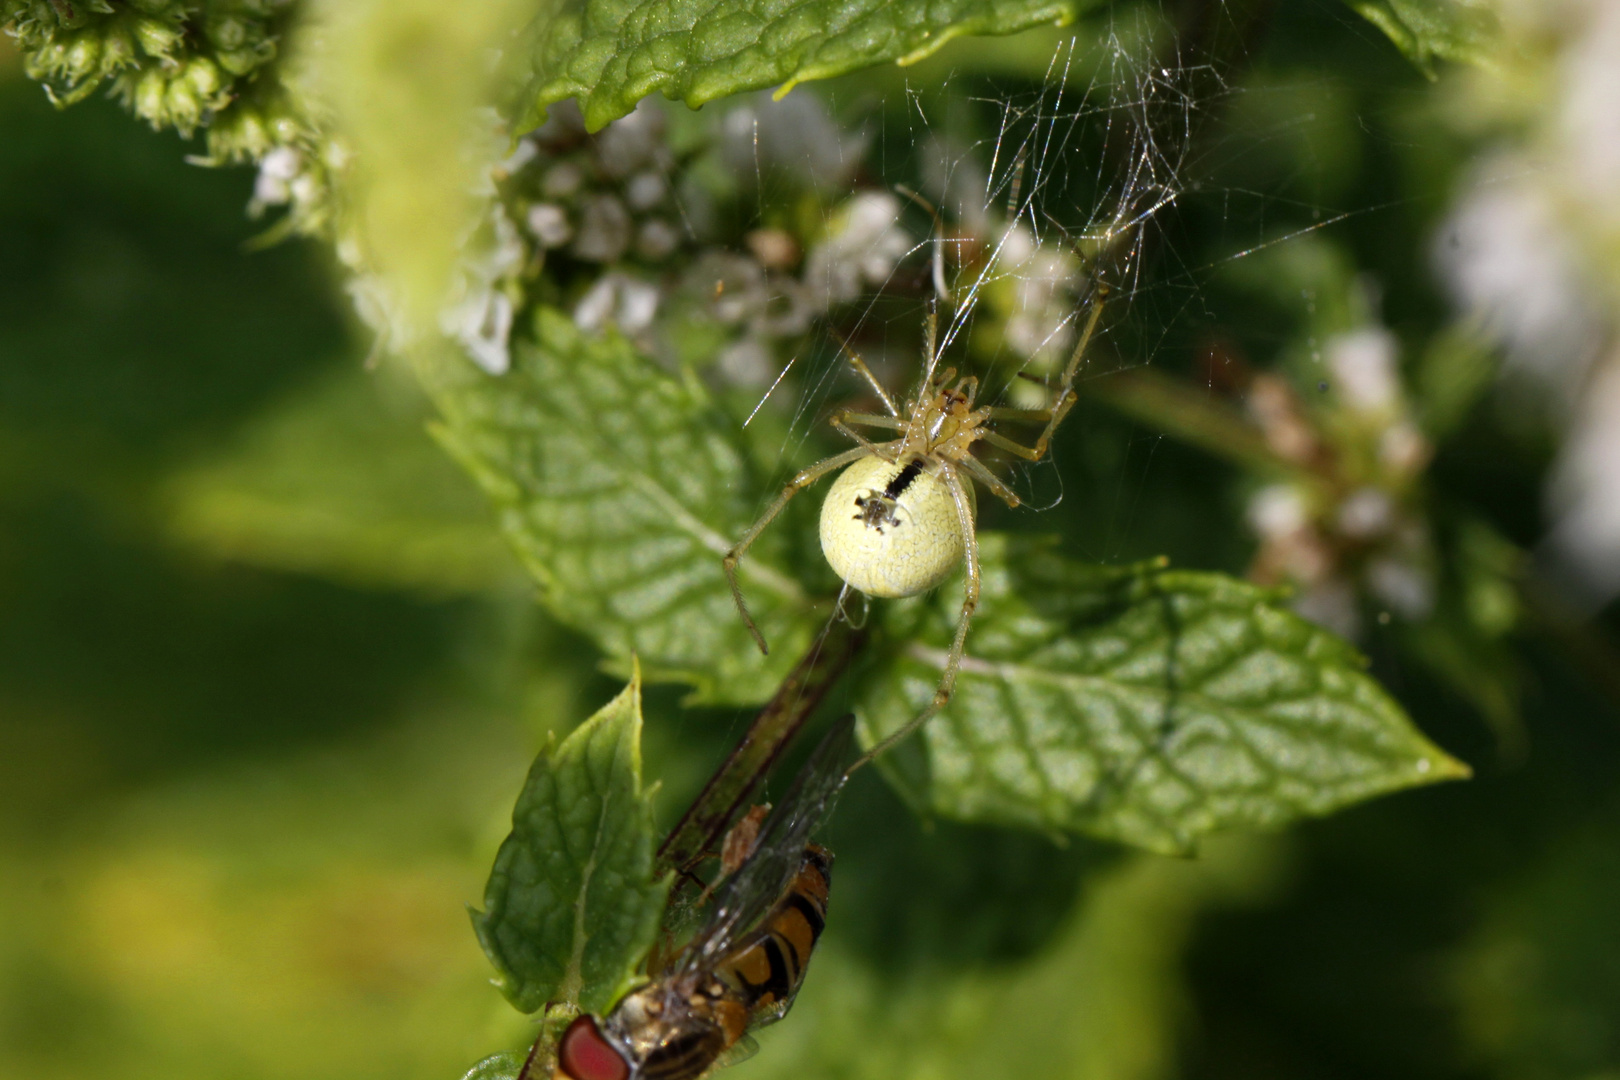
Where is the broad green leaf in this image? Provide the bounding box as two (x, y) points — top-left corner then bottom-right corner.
(165, 365), (521, 595)
(429, 307), (821, 703)
(461, 1053), (525, 1080)
(518, 0), (1101, 131)
(858, 535), (1469, 854)
(472, 666), (671, 1015)
(1345, 0), (1500, 76)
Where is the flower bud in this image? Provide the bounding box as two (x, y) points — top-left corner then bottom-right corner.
(102, 26), (136, 67)
(184, 55), (221, 99)
(132, 16), (182, 59)
(131, 66), (167, 124)
(167, 78), (204, 134)
(63, 32), (101, 80)
(206, 15), (249, 50)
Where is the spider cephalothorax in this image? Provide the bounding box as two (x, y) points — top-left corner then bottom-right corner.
(724, 284), (1107, 771)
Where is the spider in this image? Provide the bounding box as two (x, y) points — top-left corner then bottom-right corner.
(723, 281), (1108, 770)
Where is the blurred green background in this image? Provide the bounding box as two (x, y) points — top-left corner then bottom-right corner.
(5, 2), (1620, 1078)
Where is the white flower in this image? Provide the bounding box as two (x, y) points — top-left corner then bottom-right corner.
(1326, 328), (1400, 413)
(803, 191), (912, 308)
(1248, 484), (1309, 540)
(1432, 155), (1602, 405)
(636, 219), (680, 261)
(439, 206), (526, 375)
(996, 224), (1084, 365)
(625, 171), (667, 211)
(572, 194), (632, 263)
(574, 272), (661, 336)
(252, 146), (301, 206)
(442, 286), (514, 375)
(542, 162), (585, 199)
(1367, 556), (1435, 620)
(527, 203), (572, 249)
(722, 91), (868, 190)
(594, 100), (668, 178)
(1547, 354), (1620, 598)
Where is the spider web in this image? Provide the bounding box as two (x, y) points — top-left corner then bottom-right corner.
(727, 8), (1402, 570)
(727, 16), (1212, 517)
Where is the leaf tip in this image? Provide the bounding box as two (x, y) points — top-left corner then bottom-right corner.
(1416, 751), (1472, 782)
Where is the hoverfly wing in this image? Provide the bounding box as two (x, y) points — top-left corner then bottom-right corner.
(684, 715), (855, 972)
(711, 1032), (761, 1070)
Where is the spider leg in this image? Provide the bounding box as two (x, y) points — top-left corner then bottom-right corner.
(830, 414), (900, 460)
(960, 454), (1021, 508)
(724, 445), (876, 655)
(849, 461), (980, 772)
(980, 429), (1046, 462)
(834, 410), (905, 431)
(981, 406), (1053, 422)
(832, 334), (900, 417)
(917, 302), (943, 411)
(1020, 282), (1109, 461)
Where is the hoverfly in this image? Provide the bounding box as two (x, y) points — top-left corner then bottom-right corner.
(534, 716), (855, 1080)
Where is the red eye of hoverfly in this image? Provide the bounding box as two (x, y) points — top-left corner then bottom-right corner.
(556, 1015), (631, 1080)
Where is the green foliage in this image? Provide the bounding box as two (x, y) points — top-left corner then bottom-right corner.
(3, 0), (303, 156)
(164, 365), (521, 595)
(423, 287), (1464, 852)
(860, 537), (1467, 854)
(459, 1052), (524, 1080)
(23, 4), (1620, 1080)
(429, 309), (821, 704)
(518, 0), (1101, 131)
(472, 667), (670, 1016)
(1450, 799), (1620, 1079)
(1346, 0), (1501, 76)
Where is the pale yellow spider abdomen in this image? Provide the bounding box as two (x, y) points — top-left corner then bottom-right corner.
(819, 454), (974, 599)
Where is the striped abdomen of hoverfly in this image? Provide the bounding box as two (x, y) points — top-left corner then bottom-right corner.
(712, 842), (831, 1022)
(550, 844), (833, 1080)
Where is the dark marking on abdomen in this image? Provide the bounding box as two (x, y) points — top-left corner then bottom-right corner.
(883, 459), (924, 500)
(738, 936), (794, 1008)
(785, 891), (826, 940)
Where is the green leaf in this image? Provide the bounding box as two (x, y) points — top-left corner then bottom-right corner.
(429, 307), (821, 703)
(858, 535), (1469, 854)
(472, 665), (671, 1015)
(1345, 0), (1500, 76)
(164, 365), (521, 595)
(460, 1052), (525, 1080)
(518, 0), (1101, 132)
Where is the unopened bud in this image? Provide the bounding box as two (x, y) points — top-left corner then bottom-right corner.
(221, 108), (271, 158)
(132, 17), (182, 59)
(207, 15), (249, 50)
(184, 56), (221, 99)
(64, 33), (101, 79)
(102, 26), (136, 67)
(216, 47), (262, 77)
(131, 66), (167, 124)
(167, 78), (203, 133)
